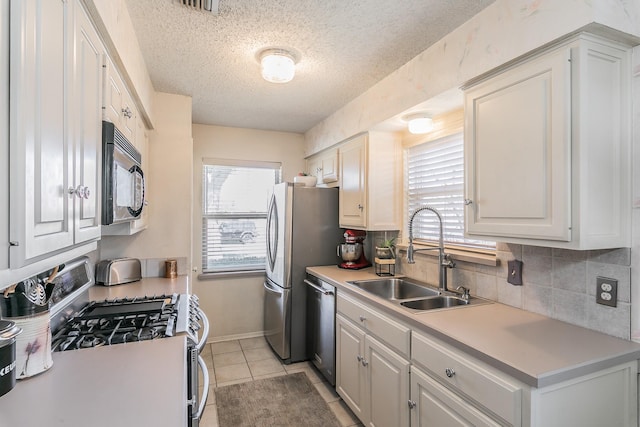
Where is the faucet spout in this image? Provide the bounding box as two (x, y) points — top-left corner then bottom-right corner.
(407, 206), (454, 292)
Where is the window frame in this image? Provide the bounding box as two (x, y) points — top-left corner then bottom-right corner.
(200, 158), (281, 277)
(403, 131), (496, 259)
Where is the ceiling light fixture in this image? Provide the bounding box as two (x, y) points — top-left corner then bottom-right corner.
(259, 49), (297, 84)
(403, 113), (434, 134)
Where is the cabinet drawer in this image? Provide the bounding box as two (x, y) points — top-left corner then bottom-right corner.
(337, 293), (410, 357)
(411, 366), (501, 427)
(412, 332), (522, 426)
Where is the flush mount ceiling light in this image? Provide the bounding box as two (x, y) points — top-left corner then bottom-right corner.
(403, 113), (434, 134)
(259, 49), (297, 84)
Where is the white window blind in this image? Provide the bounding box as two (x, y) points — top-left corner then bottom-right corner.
(202, 159), (281, 273)
(406, 133), (495, 249)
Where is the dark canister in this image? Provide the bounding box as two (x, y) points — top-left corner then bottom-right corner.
(0, 320), (22, 398)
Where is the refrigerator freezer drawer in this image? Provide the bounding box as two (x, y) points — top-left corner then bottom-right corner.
(263, 280), (291, 359)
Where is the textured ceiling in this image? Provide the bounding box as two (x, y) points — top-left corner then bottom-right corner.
(125, 0), (495, 133)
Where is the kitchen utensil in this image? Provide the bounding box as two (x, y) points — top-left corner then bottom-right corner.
(0, 320), (22, 397)
(22, 279), (47, 307)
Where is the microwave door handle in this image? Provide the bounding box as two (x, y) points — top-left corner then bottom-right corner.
(192, 355), (210, 426)
(195, 308), (209, 353)
(127, 164), (145, 215)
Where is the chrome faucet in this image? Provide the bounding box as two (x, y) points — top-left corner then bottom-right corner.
(407, 206), (455, 292)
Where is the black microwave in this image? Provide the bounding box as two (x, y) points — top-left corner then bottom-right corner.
(102, 121), (145, 225)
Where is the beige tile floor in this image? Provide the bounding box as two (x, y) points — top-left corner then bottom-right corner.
(198, 336), (363, 427)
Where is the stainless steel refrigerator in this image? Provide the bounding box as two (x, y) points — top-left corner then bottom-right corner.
(263, 182), (342, 363)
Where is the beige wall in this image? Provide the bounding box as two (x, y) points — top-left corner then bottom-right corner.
(192, 124), (305, 341)
(99, 92), (193, 265)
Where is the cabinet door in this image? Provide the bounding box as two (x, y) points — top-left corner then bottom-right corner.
(464, 48), (571, 241)
(9, 0), (74, 266)
(103, 57), (135, 143)
(411, 366), (501, 427)
(339, 135), (367, 228)
(336, 314), (367, 422)
(72, 1), (103, 243)
(320, 150), (338, 183)
(365, 335), (410, 427)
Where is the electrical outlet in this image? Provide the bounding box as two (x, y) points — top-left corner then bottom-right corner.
(596, 276), (617, 307)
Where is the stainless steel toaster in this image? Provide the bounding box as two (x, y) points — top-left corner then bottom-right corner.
(95, 258), (142, 286)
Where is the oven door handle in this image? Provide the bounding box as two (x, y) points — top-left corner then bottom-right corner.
(196, 307), (209, 353)
(192, 354), (210, 426)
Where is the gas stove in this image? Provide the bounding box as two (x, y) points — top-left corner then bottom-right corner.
(52, 293), (205, 352)
(44, 257), (210, 426)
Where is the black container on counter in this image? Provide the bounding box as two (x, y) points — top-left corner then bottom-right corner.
(0, 320), (22, 398)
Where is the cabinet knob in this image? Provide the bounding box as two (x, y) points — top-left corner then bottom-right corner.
(357, 204), (363, 211)
(361, 358), (368, 367)
(356, 355), (363, 362)
(122, 107), (133, 118)
(359, 315), (366, 322)
(445, 367), (456, 378)
(68, 185), (84, 198)
(82, 187), (91, 200)
(408, 400), (417, 409)
(464, 199), (473, 205)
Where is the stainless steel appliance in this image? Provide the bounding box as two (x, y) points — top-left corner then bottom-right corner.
(338, 229), (371, 269)
(102, 121), (145, 225)
(304, 274), (336, 385)
(264, 183), (342, 363)
(95, 257), (142, 286)
(48, 257), (210, 427)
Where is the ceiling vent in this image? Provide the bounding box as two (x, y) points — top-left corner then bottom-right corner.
(177, 0), (219, 14)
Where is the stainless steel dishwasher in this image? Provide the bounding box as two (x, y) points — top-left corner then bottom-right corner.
(304, 274), (336, 385)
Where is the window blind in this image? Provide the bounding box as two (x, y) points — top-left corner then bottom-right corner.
(202, 160), (281, 273)
(406, 133), (495, 249)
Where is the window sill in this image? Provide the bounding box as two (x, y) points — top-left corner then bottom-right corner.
(395, 242), (498, 267)
(198, 269), (265, 280)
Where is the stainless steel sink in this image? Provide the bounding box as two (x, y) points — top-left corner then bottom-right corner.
(346, 277), (492, 312)
(400, 296), (469, 310)
(347, 278), (440, 300)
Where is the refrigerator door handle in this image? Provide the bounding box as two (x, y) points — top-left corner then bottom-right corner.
(264, 280), (283, 295)
(266, 194), (278, 272)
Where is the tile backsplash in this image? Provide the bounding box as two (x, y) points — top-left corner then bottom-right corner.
(368, 232), (631, 340)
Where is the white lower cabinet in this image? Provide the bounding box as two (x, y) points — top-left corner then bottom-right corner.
(336, 295), (410, 427)
(410, 365), (501, 427)
(335, 294), (638, 427)
(411, 330), (638, 427)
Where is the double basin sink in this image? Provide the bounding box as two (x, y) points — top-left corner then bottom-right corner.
(347, 277), (490, 312)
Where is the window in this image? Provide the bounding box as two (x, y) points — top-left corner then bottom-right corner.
(406, 133), (495, 250)
(202, 159), (281, 274)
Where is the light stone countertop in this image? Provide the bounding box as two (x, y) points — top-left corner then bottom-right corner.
(307, 265), (640, 388)
(0, 337), (188, 427)
(89, 275), (190, 300)
(0, 276), (192, 426)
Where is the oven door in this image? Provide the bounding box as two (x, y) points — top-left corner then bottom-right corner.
(188, 346), (210, 427)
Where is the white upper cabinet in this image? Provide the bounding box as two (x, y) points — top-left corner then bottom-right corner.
(72, 1), (104, 244)
(339, 132), (402, 230)
(9, 0), (104, 267)
(103, 55), (136, 144)
(464, 33), (631, 249)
